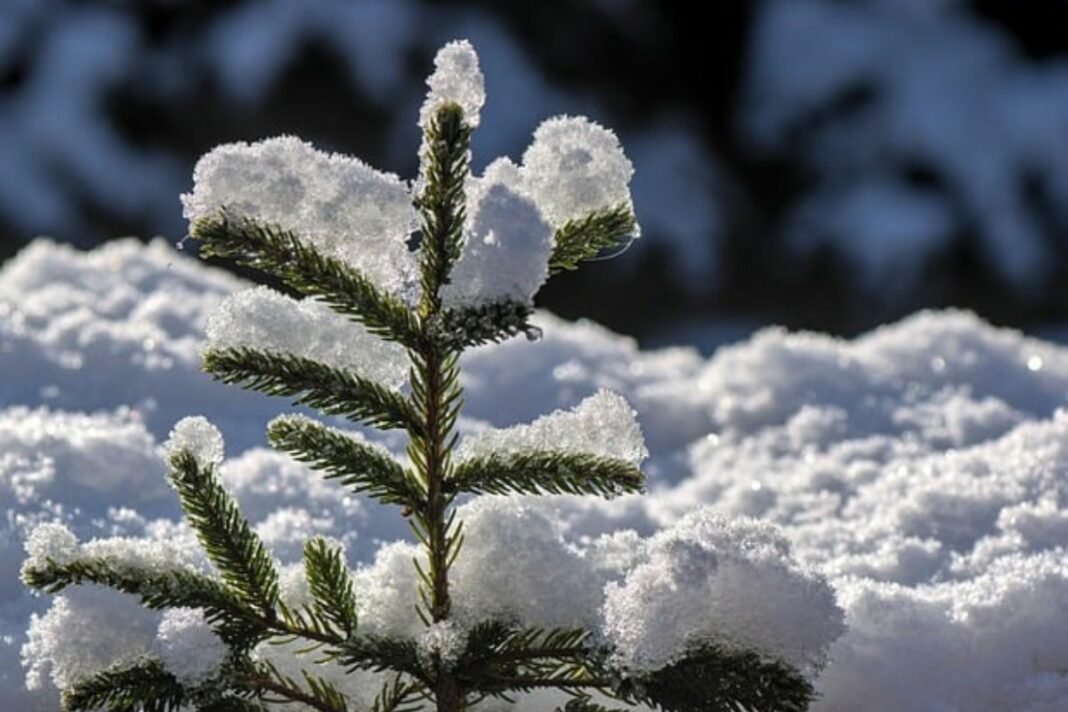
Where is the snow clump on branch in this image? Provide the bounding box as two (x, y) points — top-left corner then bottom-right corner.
(205, 286), (409, 388)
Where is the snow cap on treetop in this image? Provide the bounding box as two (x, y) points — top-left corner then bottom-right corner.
(419, 39), (485, 129)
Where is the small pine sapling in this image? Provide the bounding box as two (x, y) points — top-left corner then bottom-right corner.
(22, 41), (824, 711)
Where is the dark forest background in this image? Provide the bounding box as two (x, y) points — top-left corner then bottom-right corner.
(3, 0), (1068, 348)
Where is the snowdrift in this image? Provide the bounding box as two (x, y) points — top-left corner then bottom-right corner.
(3, 238), (1068, 710)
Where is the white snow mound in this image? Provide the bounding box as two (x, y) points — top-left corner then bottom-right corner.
(6, 239), (1068, 709)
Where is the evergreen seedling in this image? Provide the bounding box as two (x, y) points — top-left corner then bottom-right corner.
(23, 40), (824, 711)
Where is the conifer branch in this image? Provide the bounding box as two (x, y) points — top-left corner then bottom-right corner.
(60, 657), (189, 712)
(335, 636), (427, 682)
(417, 102), (472, 309)
(554, 698), (633, 712)
(450, 451), (645, 498)
(548, 205), (637, 274)
(204, 347), (420, 433)
(168, 451), (279, 618)
(433, 300), (536, 349)
(245, 661), (348, 712)
(370, 676), (425, 712)
(192, 213), (422, 349)
(303, 537), (359, 639)
(612, 645), (815, 712)
(21, 558), (263, 646)
(268, 416), (423, 508)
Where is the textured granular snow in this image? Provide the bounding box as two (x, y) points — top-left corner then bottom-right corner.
(419, 39), (485, 129)
(520, 115), (636, 229)
(417, 620), (468, 671)
(21, 523), (79, 571)
(442, 167), (553, 307)
(601, 510), (843, 674)
(164, 415), (225, 469)
(206, 286), (409, 387)
(182, 135), (418, 298)
(8, 238), (1068, 709)
(157, 608), (227, 686)
(449, 497), (607, 630)
(458, 389), (648, 466)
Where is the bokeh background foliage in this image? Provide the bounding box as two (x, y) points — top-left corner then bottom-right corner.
(3, 0), (1068, 341)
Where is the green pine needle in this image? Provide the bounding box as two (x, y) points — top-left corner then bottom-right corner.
(303, 537), (359, 638)
(269, 416), (422, 508)
(616, 644), (816, 712)
(418, 102), (472, 310)
(204, 346), (421, 433)
(21, 557), (262, 646)
(450, 450), (645, 498)
(548, 205), (637, 274)
(168, 450), (279, 617)
(192, 213), (422, 350)
(61, 657), (187, 712)
(433, 300), (535, 349)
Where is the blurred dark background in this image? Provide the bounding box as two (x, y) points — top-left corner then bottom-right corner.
(3, 0), (1068, 349)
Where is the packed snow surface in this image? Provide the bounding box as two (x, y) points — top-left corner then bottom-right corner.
(6, 239), (1068, 709)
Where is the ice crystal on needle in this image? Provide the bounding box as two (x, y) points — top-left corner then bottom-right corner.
(458, 389), (648, 465)
(181, 136), (418, 297)
(205, 286), (408, 387)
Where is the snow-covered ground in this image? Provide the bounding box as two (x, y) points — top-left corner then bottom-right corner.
(4, 238), (1068, 709)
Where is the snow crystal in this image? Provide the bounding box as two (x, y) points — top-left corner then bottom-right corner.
(205, 286), (408, 387)
(443, 162), (553, 306)
(418, 620), (467, 671)
(353, 541), (424, 640)
(419, 40), (485, 129)
(181, 136), (418, 298)
(458, 389), (647, 465)
(23, 589), (160, 694)
(520, 116), (636, 229)
(164, 416), (224, 469)
(601, 510), (843, 673)
(22, 523), (78, 571)
(450, 497), (605, 630)
(156, 608), (227, 686)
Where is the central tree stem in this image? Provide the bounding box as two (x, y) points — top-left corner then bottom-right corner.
(417, 339), (465, 712)
(422, 346), (452, 624)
